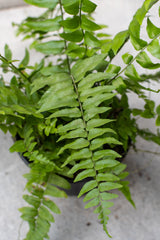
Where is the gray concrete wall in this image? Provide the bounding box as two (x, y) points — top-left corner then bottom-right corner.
(0, 0), (26, 9)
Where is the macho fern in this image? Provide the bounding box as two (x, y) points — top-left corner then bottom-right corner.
(0, 0), (160, 239)
(30, 0), (127, 236)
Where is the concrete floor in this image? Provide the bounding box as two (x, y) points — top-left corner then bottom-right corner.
(1, 132), (160, 240)
(0, 2), (160, 240)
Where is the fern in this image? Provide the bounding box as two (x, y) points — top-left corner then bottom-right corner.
(28, 1), (126, 236)
(19, 174), (68, 240)
(10, 124), (71, 240)
(0, 0), (160, 239)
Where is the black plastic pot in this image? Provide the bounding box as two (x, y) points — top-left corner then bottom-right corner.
(18, 152), (90, 196)
(17, 138), (130, 196)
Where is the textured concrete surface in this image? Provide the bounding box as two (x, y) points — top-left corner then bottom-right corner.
(0, 2), (160, 240)
(1, 130), (160, 240)
(0, 0), (26, 9)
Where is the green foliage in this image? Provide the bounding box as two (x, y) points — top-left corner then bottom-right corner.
(0, 0), (160, 239)
(24, 0), (58, 9)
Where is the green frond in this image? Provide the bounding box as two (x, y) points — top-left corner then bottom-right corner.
(86, 119), (114, 130)
(97, 173), (120, 182)
(147, 39), (160, 59)
(100, 192), (118, 201)
(45, 184), (67, 198)
(2, 0), (160, 239)
(78, 180), (98, 198)
(35, 41), (65, 55)
(88, 128), (116, 140)
(39, 206), (55, 222)
(21, 171), (70, 239)
(47, 173), (71, 190)
(136, 51), (160, 69)
(83, 188), (99, 202)
(94, 159), (120, 170)
(112, 163), (127, 175)
(31, 73), (71, 94)
(74, 169), (96, 182)
(84, 198), (100, 209)
(90, 137), (122, 150)
(24, 0), (58, 8)
(57, 119), (85, 133)
(80, 85), (116, 101)
(125, 64), (141, 81)
(57, 128), (87, 142)
(83, 93), (116, 109)
(84, 107), (111, 121)
(93, 149), (121, 161)
(60, 16), (80, 30)
(68, 159), (93, 175)
(24, 17), (61, 32)
(23, 195), (41, 208)
(62, 148), (92, 167)
(111, 30), (129, 55)
(78, 72), (115, 91)
(119, 181), (136, 208)
(38, 84), (78, 112)
(58, 138), (90, 155)
(42, 198), (61, 214)
(147, 18), (160, 39)
(48, 108), (81, 119)
(99, 182), (122, 192)
(62, 0), (80, 15)
(71, 54), (107, 82)
(60, 30), (84, 42)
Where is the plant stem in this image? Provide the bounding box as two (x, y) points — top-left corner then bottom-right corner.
(58, 1), (110, 231)
(107, 33), (160, 84)
(58, 0), (86, 128)
(79, 0), (88, 55)
(0, 54), (28, 83)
